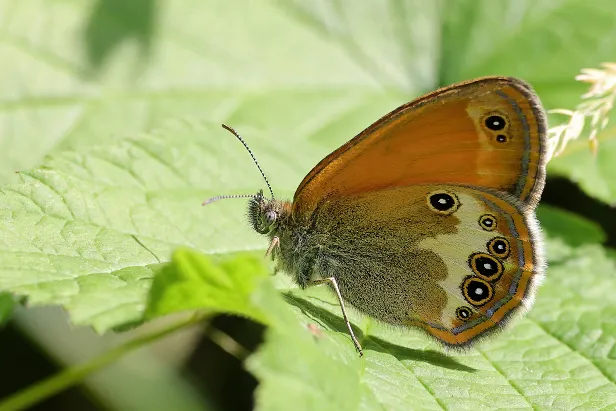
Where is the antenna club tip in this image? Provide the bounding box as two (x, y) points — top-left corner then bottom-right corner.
(221, 123), (235, 133)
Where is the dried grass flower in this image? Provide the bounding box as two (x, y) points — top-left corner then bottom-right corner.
(547, 63), (616, 160)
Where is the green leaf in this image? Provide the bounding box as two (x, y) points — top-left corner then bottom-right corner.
(146, 249), (270, 324)
(3, 0), (616, 185)
(0, 121), (269, 332)
(529, 245), (616, 406)
(538, 204), (606, 247)
(537, 204), (607, 263)
(548, 128), (616, 205)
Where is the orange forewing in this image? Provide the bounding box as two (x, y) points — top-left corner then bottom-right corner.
(293, 77), (547, 218)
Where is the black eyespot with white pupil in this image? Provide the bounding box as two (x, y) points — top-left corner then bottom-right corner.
(496, 134), (507, 143)
(469, 253), (504, 281)
(485, 115), (506, 131)
(479, 214), (497, 231)
(430, 193), (455, 210)
(455, 306), (473, 321)
(462, 277), (494, 306)
(427, 191), (460, 215)
(488, 237), (510, 258)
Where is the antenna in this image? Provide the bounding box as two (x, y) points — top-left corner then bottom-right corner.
(221, 124), (275, 199)
(202, 125), (275, 206)
(202, 193), (256, 206)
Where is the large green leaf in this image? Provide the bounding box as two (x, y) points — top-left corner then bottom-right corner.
(2, 0), (616, 183)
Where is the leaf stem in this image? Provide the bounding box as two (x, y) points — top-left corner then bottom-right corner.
(0, 313), (208, 411)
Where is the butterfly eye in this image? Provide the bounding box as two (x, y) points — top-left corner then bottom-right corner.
(487, 237), (510, 258)
(485, 114), (507, 131)
(461, 277), (494, 306)
(468, 253), (504, 282)
(455, 306), (473, 322)
(478, 214), (497, 231)
(427, 191), (460, 215)
(265, 210), (277, 224)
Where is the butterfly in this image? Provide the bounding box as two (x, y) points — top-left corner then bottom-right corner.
(206, 77), (547, 356)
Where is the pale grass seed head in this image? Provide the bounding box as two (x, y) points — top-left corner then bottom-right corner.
(547, 63), (616, 161)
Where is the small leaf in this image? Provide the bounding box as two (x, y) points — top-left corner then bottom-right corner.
(146, 249), (270, 324)
(538, 204), (606, 246)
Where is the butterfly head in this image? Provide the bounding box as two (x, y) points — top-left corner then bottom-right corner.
(247, 190), (290, 235)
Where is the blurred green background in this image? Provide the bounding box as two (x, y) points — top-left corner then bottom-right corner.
(1, 0), (616, 410)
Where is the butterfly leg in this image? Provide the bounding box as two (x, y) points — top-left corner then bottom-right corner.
(266, 236), (281, 275)
(265, 236), (280, 259)
(308, 277), (363, 357)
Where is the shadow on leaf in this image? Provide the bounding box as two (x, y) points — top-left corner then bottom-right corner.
(82, 0), (158, 74)
(364, 336), (475, 372)
(283, 293), (475, 372)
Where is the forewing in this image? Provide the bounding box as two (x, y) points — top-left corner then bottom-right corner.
(293, 77), (547, 219)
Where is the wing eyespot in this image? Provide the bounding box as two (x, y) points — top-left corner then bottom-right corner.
(461, 276), (494, 306)
(455, 306), (473, 322)
(484, 113), (508, 131)
(468, 252), (504, 282)
(478, 214), (497, 231)
(487, 237), (510, 258)
(427, 191), (460, 215)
